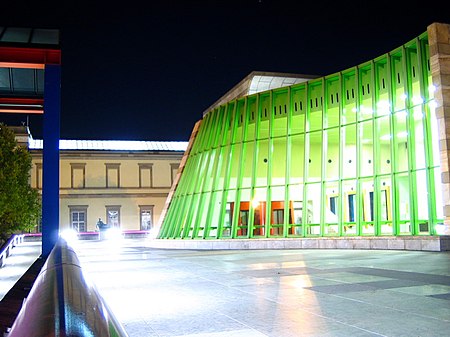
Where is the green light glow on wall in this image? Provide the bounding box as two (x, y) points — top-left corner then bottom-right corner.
(159, 31), (444, 239)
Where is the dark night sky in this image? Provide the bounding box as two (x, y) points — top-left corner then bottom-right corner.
(1, 1), (449, 141)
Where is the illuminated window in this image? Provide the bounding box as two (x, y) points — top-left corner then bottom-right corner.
(140, 205), (154, 230)
(106, 205), (120, 228)
(69, 206), (87, 232)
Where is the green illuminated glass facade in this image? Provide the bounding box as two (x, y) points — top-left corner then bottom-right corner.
(159, 31), (444, 239)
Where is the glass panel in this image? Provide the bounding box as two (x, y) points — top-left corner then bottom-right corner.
(343, 124), (357, 178)
(307, 131), (322, 182)
(325, 127), (339, 181)
(304, 183), (321, 231)
(255, 139), (269, 187)
(342, 71), (357, 125)
(272, 137), (287, 186)
(272, 90), (288, 138)
(208, 191), (223, 237)
(325, 181), (339, 228)
(241, 142), (254, 189)
(359, 66), (374, 120)
(379, 176), (393, 222)
(308, 83), (323, 131)
(416, 170), (429, 220)
(270, 186), (286, 237)
(412, 106), (426, 169)
(234, 99), (246, 144)
(222, 103), (235, 146)
(361, 178), (375, 222)
(291, 86), (306, 134)
(377, 116), (392, 175)
(224, 189), (236, 237)
(245, 96), (257, 142)
(252, 187), (267, 237)
(396, 172), (411, 233)
(288, 184), (303, 235)
(216, 146), (230, 190)
(258, 93), (271, 139)
(289, 134), (304, 185)
(391, 53), (406, 112)
(394, 110), (408, 172)
(375, 57), (391, 117)
(360, 120), (373, 177)
(228, 143), (242, 189)
(343, 180), (357, 235)
(326, 77), (340, 128)
(202, 149), (216, 192)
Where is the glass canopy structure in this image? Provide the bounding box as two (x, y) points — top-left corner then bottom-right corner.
(158, 24), (449, 240)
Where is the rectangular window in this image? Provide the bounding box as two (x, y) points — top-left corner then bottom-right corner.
(170, 163), (179, 185)
(106, 163), (120, 188)
(140, 205), (154, 230)
(71, 163), (86, 188)
(106, 205), (121, 228)
(69, 206), (88, 232)
(35, 163), (43, 189)
(139, 164), (153, 188)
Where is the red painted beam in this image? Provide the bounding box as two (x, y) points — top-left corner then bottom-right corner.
(0, 47), (61, 68)
(0, 97), (44, 114)
(0, 97), (44, 105)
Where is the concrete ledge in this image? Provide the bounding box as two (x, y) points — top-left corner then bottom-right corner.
(147, 236), (450, 252)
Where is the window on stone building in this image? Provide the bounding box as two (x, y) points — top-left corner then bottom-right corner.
(69, 206), (88, 232)
(106, 205), (121, 228)
(106, 163), (120, 188)
(35, 163), (43, 189)
(139, 163), (153, 188)
(139, 205), (154, 230)
(71, 163), (86, 188)
(170, 163), (179, 185)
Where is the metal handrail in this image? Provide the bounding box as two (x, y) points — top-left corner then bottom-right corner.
(0, 234), (24, 268)
(7, 237), (129, 337)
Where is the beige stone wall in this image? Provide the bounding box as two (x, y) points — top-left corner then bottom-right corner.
(30, 151), (183, 232)
(428, 22), (450, 234)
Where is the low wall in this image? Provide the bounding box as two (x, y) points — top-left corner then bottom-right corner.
(147, 236), (450, 252)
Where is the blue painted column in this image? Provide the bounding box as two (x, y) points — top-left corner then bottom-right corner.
(42, 64), (61, 257)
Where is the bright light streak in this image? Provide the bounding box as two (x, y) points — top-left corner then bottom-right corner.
(104, 227), (123, 242)
(60, 228), (78, 244)
(148, 227), (159, 239)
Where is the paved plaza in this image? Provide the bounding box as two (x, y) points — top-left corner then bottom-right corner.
(1, 238), (449, 336)
(70, 238), (450, 337)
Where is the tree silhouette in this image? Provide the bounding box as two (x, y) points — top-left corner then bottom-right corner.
(0, 124), (41, 244)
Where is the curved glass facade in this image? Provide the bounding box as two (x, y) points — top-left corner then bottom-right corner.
(159, 31), (444, 239)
